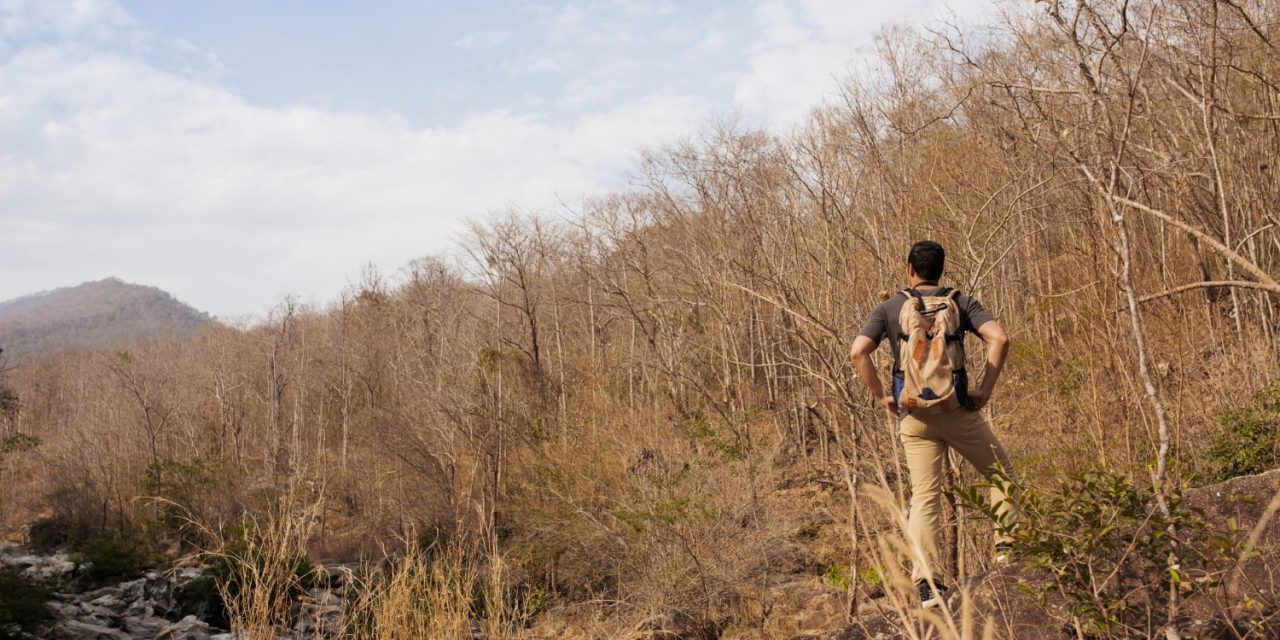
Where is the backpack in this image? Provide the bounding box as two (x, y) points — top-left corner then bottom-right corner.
(895, 288), (971, 414)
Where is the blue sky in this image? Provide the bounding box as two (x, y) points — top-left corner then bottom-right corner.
(0, 0), (997, 319)
(121, 1), (753, 127)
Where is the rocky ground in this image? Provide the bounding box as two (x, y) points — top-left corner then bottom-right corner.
(0, 546), (343, 640)
(0, 546), (225, 639)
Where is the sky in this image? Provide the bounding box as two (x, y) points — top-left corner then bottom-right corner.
(0, 0), (998, 320)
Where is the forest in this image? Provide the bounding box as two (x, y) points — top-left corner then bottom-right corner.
(2, 1), (1279, 638)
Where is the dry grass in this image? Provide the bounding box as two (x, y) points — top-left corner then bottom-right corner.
(341, 542), (522, 640)
(206, 488), (524, 640)
(206, 486), (323, 640)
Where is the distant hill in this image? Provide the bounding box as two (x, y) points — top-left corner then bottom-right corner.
(0, 278), (212, 361)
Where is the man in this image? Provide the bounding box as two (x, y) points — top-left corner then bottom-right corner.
(849, 240), (1015, 609)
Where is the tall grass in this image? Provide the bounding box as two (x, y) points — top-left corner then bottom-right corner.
(208, 487), (323, 640)
(207, 487), (524, 639)
(857, 483), (995, 640)
(341, 541), (521, 640)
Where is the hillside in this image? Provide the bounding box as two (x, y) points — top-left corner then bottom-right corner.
(0, 278), (212, 361)
(0, 1), (1278, 639)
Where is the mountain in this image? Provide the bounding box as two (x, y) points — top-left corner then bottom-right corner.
(0, 278), (213, 361)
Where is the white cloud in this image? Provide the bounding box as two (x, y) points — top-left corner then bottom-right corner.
(0, 1), (712, 318)
(731, 0), (998, 127)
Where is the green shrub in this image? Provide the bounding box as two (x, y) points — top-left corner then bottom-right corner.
(821, 563), (851, 590)
(0, 433), (38, 456)
(959, 470), (1239, 638)
(1207, 385), (1280, 482)
(0, 567), (54, 640)
(141, 457), (241, 546)
(27, 515), (91, 552)
(71, 533), (155, 582)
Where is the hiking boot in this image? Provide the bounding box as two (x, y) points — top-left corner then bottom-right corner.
(917, 580), (949, 609)
(994, 542), (1014, 565)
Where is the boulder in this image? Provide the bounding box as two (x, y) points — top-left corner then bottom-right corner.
(122, 599), (154, 620)
(118, 577), (146, 600)
(154, 615), (211, 640)
(76, 600), (119, 624)
(121, 616), (170, 635)
(50, 620), (131, 640)
(89, 591), (128, 614)
(294, 600), (343, 637)
(171, 568), (204, 585)
(18, 553), (76, 580)
(47, 600), (82, 619)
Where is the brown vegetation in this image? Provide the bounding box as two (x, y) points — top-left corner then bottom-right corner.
(2, 0), (1279, 637)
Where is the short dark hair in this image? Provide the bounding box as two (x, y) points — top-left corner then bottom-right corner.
(908, 241), (945, 282)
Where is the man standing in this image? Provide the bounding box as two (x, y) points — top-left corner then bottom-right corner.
(849, 240), (1015, 608)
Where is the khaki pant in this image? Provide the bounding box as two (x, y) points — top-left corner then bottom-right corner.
(899, 408), (1016, 583)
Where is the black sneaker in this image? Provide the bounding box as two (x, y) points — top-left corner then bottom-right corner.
(917, 579), (949, 609)
(995, 542), (1014, 565)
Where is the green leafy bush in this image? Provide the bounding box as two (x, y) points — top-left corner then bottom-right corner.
(1207, 385), (1280, 482)
(0, 433), (38, 456)
(821, 563), (851, 590)
(141, 457), (241, 546)
(0, 567), (54, 640)
(27, 514), (91, 552)
(959, 470), (1239, 638)
(71, 532), (155, 582)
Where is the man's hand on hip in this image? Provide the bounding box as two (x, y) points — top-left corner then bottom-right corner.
(968, 389), (990, 409)
(878, 394), (899, 416)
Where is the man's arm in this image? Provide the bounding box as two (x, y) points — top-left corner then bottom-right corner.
(969, 320), (1011, 409)
(850, 335), (898, 416)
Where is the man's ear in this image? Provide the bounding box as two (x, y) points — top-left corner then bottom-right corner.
(907, 262), (916, 279)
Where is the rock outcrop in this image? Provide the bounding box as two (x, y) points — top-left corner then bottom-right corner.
(0, 547), (235, 640)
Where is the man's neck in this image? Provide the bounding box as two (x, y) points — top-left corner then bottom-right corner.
(909, 279), (940, 289)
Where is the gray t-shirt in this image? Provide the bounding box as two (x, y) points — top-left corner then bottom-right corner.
(857, 286), (994, 374)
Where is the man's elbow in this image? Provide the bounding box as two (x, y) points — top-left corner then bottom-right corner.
(978, 322), (1009, 348)
(989, 333), (1010, 356)
(849, 338), (874, 364)
(849, 347), (867, 366)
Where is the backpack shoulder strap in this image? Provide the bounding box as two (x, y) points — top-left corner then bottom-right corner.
(897, 289), (923, 341)
(902, 288), (925, 311)
(943, 288), (966, 341)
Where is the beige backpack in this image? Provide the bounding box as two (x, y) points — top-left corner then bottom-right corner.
(896, 288), (969, 415)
